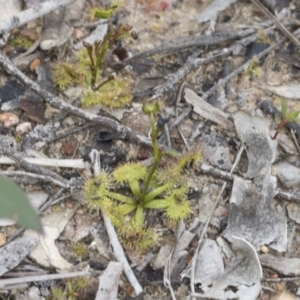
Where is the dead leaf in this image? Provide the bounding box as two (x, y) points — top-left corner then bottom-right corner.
(223, 175), (287, 252)
(189, 236), (262, 300)
(234, 111), (277, 178)
(260, 254), (300, 276)
(184, 88), (233, 130)
(0, 236), (38, 276)
(197, 0), (238, 23)
(96, 262), (122, 300)
(30, 58), (41, 72)
(25, 204), (79, 270)
(258, 84), (300, 100)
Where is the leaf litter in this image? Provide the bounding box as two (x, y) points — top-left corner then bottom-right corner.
(0, 0), (300, 299)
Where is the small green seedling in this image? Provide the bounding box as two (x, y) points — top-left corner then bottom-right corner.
(273, 99), (300, 139)
(49, 277), (89, 300)
(83, 23), (135, 90)
(52, 2), (136, 108)
(244, 56), (261, 78)
(85, 102), (201, 251)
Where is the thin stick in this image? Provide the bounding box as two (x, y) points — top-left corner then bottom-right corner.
(0, 171), (68, 188)
(152, 32), (259, 98)
(125, 29), (255, 64)
(290, 129), (300, 154)
(0, 156), (89, 169)
(175, 82), (190, 151)
(0, 0), (76, 34)
(251, 0), (300, 49)
(0, 270), (89, 289)
(262, 276), (300, 282)
(199, 162), (300, 203)
(0, 145), (69, 186)
(190, 146), (245, 296)
(164, 249), (176, 300)
(200, 39), (284, 101)
(158, 107), (192, 144)
(90, 150), (143, 296)
(47, 123), (94, 143)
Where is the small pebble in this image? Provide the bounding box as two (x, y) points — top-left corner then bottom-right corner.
(260, 245), (269, 253)
(0, 113), (19, 127)
(16, 122), (32, 135)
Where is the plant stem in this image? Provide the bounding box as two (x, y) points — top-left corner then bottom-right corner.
(140, 113), (163, 201)
(273, 120), (287, 139)
(140, 158), (160, 201)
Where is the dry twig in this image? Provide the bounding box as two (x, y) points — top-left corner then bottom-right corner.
(90, 149), (143, 296)
(0, 270), (89, 289)
(0, 51), (153, 148)
(0, 171), (68, 188)
(250, 0), (300, 49)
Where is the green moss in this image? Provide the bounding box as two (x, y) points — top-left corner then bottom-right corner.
(73, 242), (88, 258)
(82, 79), (132, 108)
(8, 36), (33, 49)
(244, 57), (261, 78)
(52, 62), (86, 90)
(49, 287), (66, 300)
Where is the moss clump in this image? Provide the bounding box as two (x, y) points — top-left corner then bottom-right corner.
(244, 56), (261, 78)
(51, 62), (87, 90)
(82, 79), (132, 108)
(73, 242), (89, 258)
(8, 36), (33, 49)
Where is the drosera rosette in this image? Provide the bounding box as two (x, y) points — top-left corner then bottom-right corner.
(117, 218), (158, 252)
(52, 62), (86, 90)
(83, 101), (202, 252)
(113, 162), (147, 186)
(84, 170), (113, 213)
(164, 188), (191, 221)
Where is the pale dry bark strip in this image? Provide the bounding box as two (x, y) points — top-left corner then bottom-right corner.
(90, 149), (143, 296)
(0, 171), (68, 188)
(0, 0), (76, 34)
(96, 261), (122, 300)
(190, 146), (245, 297)
(0, 145), (69, 186)
(0, 156), (89, 169)
(184, 88), (233, 130)
(0, 270), (89, 289)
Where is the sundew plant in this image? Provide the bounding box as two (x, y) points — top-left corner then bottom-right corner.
(85, 102), (201, 251)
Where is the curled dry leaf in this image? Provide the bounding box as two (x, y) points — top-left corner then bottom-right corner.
(0, 113), (19, 127)
(16, 122), (32, 135)
(30, 58), (41, 72)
